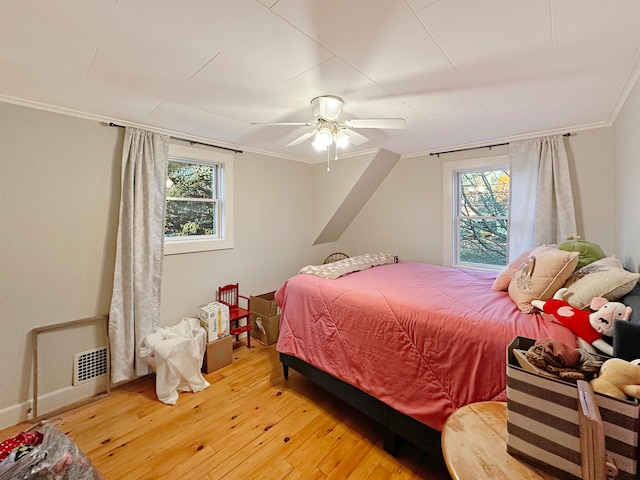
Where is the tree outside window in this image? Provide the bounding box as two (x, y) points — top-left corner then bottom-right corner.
(456, 169), (509, 266)
(165, 159), (220, 238)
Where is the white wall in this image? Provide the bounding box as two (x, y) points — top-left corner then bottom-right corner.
(312, 151), (374, 237)
(0, 72), (636, 428)
(160, 149), (325, 324)
(565, 128), (616, 254)
(336, 129), (617, 265)
(0, 102), (329, 428)
(613, 75), (640, 273)
(0, 102), (120, 425)
(335, 151), (448, 264)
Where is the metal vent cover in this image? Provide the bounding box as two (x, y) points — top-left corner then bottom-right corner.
(73, 346), (108, 386)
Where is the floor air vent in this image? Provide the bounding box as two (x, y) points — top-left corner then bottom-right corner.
(73, 347), (108, 386)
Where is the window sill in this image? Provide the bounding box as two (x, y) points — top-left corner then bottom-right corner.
(452, 262), (502, 273)
(164, 237), (234, 255)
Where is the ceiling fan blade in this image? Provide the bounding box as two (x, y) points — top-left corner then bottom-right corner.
(286, 129), (318, 147)
(342, 128), (369, 145)
(343, 118), (406, 129)
(250, 122), (315, 126)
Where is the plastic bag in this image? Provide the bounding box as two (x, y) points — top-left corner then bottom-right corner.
(0, 421), (104, 480)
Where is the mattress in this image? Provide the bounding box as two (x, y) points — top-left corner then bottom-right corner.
(275, 261), (577, 431)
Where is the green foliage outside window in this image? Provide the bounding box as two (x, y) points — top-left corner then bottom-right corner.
(165, 160), (218, 237)
(457, 169), (509, 266)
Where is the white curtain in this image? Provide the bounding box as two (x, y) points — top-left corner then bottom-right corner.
(508, 135), (576, 259)
(109, 127), (169, 384)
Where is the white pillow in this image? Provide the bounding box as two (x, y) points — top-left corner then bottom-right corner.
(563, 256), (640, 309)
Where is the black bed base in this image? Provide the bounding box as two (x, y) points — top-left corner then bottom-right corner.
(279, 352), (440, 456)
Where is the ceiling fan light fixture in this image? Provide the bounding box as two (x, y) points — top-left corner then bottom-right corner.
(312, 127), (333, 151)
(311, 95), (344, 121)
(253, 95), (404, 152)
(334, 129), (349, 149)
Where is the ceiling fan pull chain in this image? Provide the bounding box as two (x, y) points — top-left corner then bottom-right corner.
(327, 147), (331, 172)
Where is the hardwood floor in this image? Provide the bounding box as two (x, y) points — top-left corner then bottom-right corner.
(0, 342), (451, 480)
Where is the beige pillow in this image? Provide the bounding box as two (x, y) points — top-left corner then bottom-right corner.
(508, 246), (579, 313)
(563, 256), (640, 309)
(491, 249), (533, 291)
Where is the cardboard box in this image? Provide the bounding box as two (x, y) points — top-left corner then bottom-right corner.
(199, 302), (230, 342)
(202, 335), (232, 374)
(249, 312), (280, 345)
(249, 291), (279, 317)
(506, 336), (640, 480)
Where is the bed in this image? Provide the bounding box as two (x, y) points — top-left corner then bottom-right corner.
(275, 259), (578, 454)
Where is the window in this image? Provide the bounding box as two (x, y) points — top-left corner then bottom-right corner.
(164, 144), (234, 255)
(166, 160), (220, 238)
(443, 155), (509, 269)
(456, 168), (509, 266)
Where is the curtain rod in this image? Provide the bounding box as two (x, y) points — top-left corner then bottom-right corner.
(429, 132), (571, 157)
(108, 122), (243, 154)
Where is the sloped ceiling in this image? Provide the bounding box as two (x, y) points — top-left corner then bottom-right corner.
(2, 0), (640, 162)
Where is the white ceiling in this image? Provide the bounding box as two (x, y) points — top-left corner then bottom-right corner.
(2, 0), (640, 162)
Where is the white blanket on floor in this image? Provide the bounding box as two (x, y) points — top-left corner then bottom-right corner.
(140, 317), (210, 405)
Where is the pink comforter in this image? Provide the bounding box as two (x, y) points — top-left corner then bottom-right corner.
(275, 261), (577, 432)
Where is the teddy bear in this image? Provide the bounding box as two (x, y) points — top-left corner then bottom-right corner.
(590, 358), (640, 400)
(531, 288), (632, 355)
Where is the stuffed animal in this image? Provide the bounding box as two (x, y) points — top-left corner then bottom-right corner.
(590, 358), (640, 400)
(531, 288), (632, 355)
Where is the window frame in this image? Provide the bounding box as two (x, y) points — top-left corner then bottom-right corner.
(164, 143), (234, 255)
(442, 154), (509, 270)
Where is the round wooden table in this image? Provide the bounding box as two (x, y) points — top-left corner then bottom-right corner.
(441, 401), (558, 480)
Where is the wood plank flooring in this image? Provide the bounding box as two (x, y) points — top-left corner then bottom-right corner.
(0, 342), (451, 480)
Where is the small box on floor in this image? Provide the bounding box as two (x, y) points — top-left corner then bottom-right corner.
(199, 302), (230, 341)
(202, 335), (232, 374)
(249, 291), (279, 317)
(250, 312), (280, 345)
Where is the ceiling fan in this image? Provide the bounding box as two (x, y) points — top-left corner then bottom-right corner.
(251, 95), (406, 151)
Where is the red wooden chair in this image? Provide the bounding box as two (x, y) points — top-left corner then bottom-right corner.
(217, 283), (252, 347)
